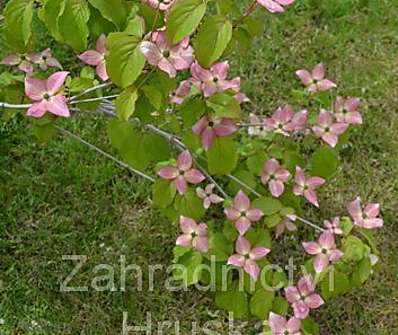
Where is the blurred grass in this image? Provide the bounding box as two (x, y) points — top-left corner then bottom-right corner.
(1, 0), (398, 334)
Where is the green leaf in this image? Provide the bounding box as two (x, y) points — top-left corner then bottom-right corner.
(252, 196), (282, 216)
(38, 0), (65, 43)
(246, 152), (267, 176)
(227, 170), (257, 195)
(68, 77), (94, 93)
(175, 189), (205, 221)
(356, 228), (379, 254)
(271, 296), (289, 315)
(310, 145), (339, 180)
(174, 250), (203, 286)
(125, 16), (146, 37)
(206, 92), (241, 119)
(207, 232), (233, 262)
(153, 179), (176, 208)
(87, 4), (117, 38)
(180, 97), (206, 127)
(166, 0), (207, 44)
(215, 282), (249, 318)
(58, 0), (90, 51)
(207, 137), (238, 175)
(106, 32), (145, 88)
(351, 256), (372, 287)
(340, 216), (354, 236)
(142, 85), (163, 110)
(3, 0), (34, 51)
(342, 236), (365, 262)
(245, 227), (272, 249)
(301, 317), (320, 335)
(250, 289), (275, 319)
(88, 0), (127, 29)
(194, 15), (232, 68)
(321, 270), (350, 300)
(115, 87), (138, 121)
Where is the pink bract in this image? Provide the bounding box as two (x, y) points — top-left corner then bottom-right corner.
(224, 190), (264, 235)
(323, 217), (343, 235)
(144, 0), (175, 11)
(334, 97), (363, 124)
(296, 63), (336, 93)
(257, 0), (295, 13)
(79, 34), (109, 81)
(303, 231), (344, 273)
(261, 158), (291, 197)
(312, 109), (348, 148)
(25, 71), (70, 118)
(268, 312), (301, 335)
(227, 236), (270, 281)
(264, 105), (308, 136)
(157, 150), (205, 194)
(285, 276), (324, 319)
(293, 166), (325, 207)
(1, 53), (34, 75)
(196, 184), (224, 209)
(29, 48), (62, 71)
(176, 216), (209, 253)
(347, 197), (383, 229)
(275, 214), (297, 238)
(140, 31), (194, 78)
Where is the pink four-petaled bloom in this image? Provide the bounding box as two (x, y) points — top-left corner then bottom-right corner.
(323, 217), (343, 235)
(303, 231), (344, 273)
(29, 48), (62, 71)
(261, 158), (291, 197)
(1, 53), (33, 74)
(347, 197), (383, 229)
(224, 190), (264, 235)
(78, 34), (109, 81)
(268, 312), (301, 335)
(296, 63), (337, 93)
(196, 184), (224, 209)
(264, 105), (308, 136)
(140, 31), (194, 78)
(293, 166), (325, 207)
(192, 115), (236, 151)
(334, 97), (363, 124)
(312, 110), (348, 148)
(176, 216), (209, 253)
(157, 150), (205, 195)
(25, 71), (70, 118)
(285, 276), (324, 320)
(275, 214), (297, 238)
(257, 0), (295, 13)
(227, 236), (270, 281)
(190, 61), (240, 98)
(144, 0), (175, 11)
(170, 80), (191, 104)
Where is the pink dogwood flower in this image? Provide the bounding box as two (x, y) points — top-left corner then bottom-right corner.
(268, 312), (301, 335)
(227, 236), (270, 281)
(293, 166), (325, 207)
(334, 97), (363, 124)
(303, 231), (344, 273)
(25, 71), (70, 118)
(323, 217), (343, 235)
(296, 63), (336, 93)
(261, 159), (291, 197)
(140, 31), (194, 78)
(157, 150), (205, 194)
(196, 184), (224, 209)
(312, 110), (348, 148)
(170, 80), (191, 104)
(264, 105), (308, 136)
(1, 53), (33, 74)
(285, 276), (324, 319)
(347, 197), (383, 229)
(257, 0), (295, 13)
(29, 48), (62, 71)
(224, 190), (264, 235)
(144, 0), (175, 11)
(78, 34), (108, 81)
(176, 216), (209, 253)
(192, 115), (236, 151)
(190, 61), (241, 97)
(275, 214), (297, 238)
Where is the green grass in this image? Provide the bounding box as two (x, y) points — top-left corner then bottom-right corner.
(1, 0), (398, 334)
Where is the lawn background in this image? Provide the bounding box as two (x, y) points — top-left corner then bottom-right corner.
(1, 0), (398, 334)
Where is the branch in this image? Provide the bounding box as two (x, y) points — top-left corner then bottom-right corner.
(70, 95), (119, 105)
(55, 126), (155, 183)
(0, 102), (31, 109)
(68, 82), (113, 101)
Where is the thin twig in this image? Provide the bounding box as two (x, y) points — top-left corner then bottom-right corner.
(70, 95), (119, 105)
(295, 216), (325, 232)
(55, 126), (155, 182)
(69, 82), (112, 101)
(0, 102), (32, 109)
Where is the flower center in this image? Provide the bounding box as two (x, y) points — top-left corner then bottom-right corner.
(278, 123), (284, 129)
(213, 77), (219, 83)
(43, 93), (50, 100)
(208, 121), (214, 127)
(324, 126), (330, 132)
(162, 50), (170, 58)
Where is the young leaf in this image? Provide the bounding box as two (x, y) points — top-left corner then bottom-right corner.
(206, 92), (241, 119)
(174, 189), (206, 221)
(153, 179), (176, 208)
(3, 0), (34, 51)
(194, 15), (233, 68)
(174, 250), (203, 286)
(57, 0), (90, 51)
(116, 87), (138, 121)
(252, 197), (282, 216)
(106, 32), (145, 88)
(166, 0), (207, 44)
(321, 270), (350, 300)
(351, 256), (372, 287)
(250, 289), (275, 319)
(207, 137), (238, 175)
(310, 145), (339, 180)
(88, 0), (127, 30)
